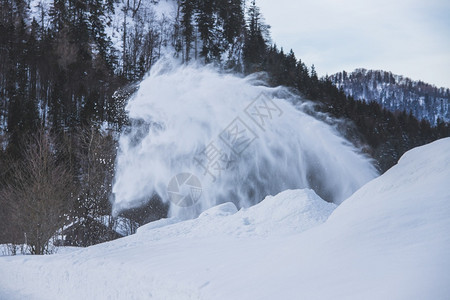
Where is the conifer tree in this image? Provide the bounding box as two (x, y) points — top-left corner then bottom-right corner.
(243, 0), (268, 72)
(180, 0), (194, 62)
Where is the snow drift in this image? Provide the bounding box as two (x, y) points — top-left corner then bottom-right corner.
(134, 189), (336, 240)
(1, 138), (449, 299)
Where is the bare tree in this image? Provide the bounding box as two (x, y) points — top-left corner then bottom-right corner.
(71, 126), (117, 246)
(0, 130), (74, 254)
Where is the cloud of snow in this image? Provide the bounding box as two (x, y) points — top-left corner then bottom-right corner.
(111, 58), (378, 218)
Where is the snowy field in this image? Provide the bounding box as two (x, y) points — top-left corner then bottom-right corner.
(0, 138), (449, 299)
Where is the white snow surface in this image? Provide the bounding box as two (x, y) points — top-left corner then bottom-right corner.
(1, 138), (450, 299)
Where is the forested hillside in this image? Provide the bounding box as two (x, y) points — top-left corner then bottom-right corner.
(330, 69), (450, 125)
(0, 0), (448, 252)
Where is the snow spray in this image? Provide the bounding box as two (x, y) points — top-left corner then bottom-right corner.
(112, 59), (378, 218)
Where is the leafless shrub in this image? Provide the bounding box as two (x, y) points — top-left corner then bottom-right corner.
(0, 129), (75, 254)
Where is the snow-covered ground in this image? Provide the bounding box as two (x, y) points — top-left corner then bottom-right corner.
(1, 138), (449, 299)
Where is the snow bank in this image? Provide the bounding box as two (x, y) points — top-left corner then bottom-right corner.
(134, 189), (335, 241)
(0, 138), (449, 299)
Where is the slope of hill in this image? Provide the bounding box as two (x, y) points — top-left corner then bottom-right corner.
(330, 69), (450, 125)
(1, 138), (449, 299)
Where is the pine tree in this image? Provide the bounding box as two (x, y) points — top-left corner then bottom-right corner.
(180, 0), (194, 62)
(243, 0), (268, 73)
(196, 0), (215, 61)
(219, 0), (244, 45)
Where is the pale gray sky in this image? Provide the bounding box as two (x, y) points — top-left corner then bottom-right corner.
(257, 0), (450, 88)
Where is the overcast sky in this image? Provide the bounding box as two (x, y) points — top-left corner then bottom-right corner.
(257, 0), (450, 88)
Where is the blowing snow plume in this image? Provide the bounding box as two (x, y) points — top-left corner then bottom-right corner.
(112, 59), (378, 218)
